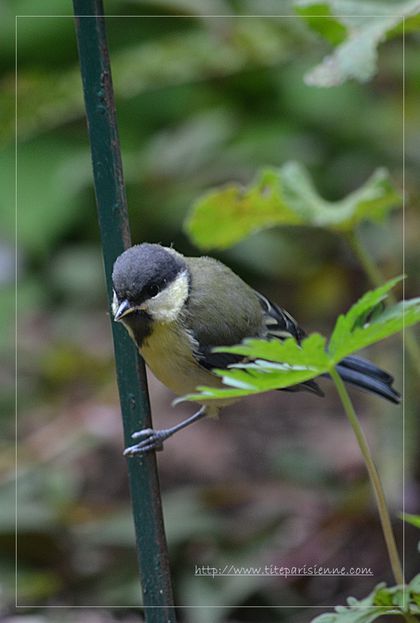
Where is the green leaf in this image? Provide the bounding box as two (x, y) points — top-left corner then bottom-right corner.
(329, 276), (403, 349)
(185, 167), (301, 250)
(213, 332), (329, 368)
(310, 585), (396, 622)
(409, 573), (420, 595)
(311, 575), (420, 622)
(400, 513), (420, 529)
(295, 0), (420, 86)
(185, 162), (401, 250)
(332, 298), (420, 361)
(182, 334), (329, 402)
(329, 277), (420, 362)
(295, 2), (347, 45)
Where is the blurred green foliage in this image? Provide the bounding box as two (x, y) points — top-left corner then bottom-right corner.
(2, 0), (420, 621)
(312, 574), (420, 622)
(186, 164), (401, 249)
(402, 514), (420, 529)
(296, 0), (420, 86)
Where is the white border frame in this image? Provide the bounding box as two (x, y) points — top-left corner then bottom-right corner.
(14, 11), (407, 614)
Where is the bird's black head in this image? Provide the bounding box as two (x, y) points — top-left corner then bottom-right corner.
(112, 244), (188, 327)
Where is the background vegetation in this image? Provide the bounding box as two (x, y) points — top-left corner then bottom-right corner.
(2, 0), (420, 621)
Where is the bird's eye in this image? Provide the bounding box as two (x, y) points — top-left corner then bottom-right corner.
(147, 284), (160, 298)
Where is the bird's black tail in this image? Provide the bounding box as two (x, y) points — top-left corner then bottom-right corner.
(335, 355), (400, 404)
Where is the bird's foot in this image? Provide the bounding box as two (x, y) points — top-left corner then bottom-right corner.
(123, 407), (207, 455)
(123, 428), (170, 455)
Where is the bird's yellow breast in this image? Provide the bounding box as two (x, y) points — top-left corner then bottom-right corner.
(140, 320), (221, 398)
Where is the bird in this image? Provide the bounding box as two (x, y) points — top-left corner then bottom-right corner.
(111, 243), (400, 455)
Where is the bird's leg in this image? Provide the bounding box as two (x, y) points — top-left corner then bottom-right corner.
(123, 406), (207, 455)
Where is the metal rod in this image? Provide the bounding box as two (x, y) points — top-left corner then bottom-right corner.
(73, 2), (176, 619)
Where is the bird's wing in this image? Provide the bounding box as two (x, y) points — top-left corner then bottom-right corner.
(192, 287), (324, 397)
(253, 290), (324, 396)
(253, 290), (306, 343)
(187, 274), (303, 371)
(184, 257), (264, 372)
(194, 344), (244, 372)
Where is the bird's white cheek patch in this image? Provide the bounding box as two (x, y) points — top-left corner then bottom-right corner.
(146, 271), (189, 322)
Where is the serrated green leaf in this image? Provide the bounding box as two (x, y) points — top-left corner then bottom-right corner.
(217, 361), (322, 391)
(295, 0), (420, 86)
(311, 612), (394, 623)
(183, 363), (325, 401)
(329, 277), (420, 362)
(185, 163), (401, 249)
(329, 276), (404, 353)
(374, 585), (405, 608)
(332, 299), (420, 361)
(181, 385), (256, 402)
(214, 333), (329, 365)
(311, 575), (420, 622)
(183, 334), (329, 402)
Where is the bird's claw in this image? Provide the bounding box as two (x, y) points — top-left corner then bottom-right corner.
(131, 428), (155, 440)
(123, 428), (167, 455)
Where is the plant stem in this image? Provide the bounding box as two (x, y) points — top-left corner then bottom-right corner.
(329, 366), (404, 586)
(347, 230), (420, 373)
(346, 230), (386, 288)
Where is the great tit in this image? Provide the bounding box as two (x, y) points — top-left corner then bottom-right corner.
(111, 243), (400, 455)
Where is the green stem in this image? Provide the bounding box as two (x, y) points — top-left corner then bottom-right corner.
(346, 230), (385, 289)
(347, 230), (420, 373)
(329, 366), (404, 586)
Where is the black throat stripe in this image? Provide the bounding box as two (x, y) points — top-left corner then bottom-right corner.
(122, 311), (153, 348)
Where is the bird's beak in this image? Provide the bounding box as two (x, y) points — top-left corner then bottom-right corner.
(114, 299), (133, 321)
